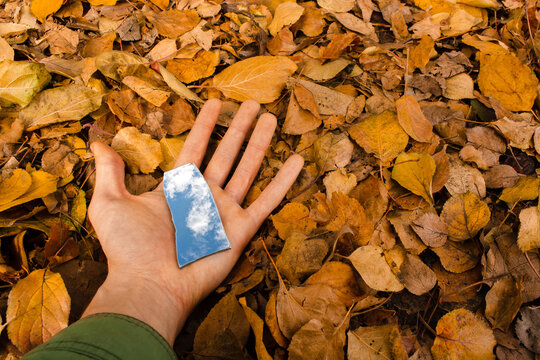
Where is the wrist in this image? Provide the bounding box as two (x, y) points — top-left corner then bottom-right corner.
(82, 269), (189, 346)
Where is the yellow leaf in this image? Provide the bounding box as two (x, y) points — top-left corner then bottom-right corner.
(348, 110), (409, 163)
(95, 50), (145, 82)
(441, 191), (491, 241)
(20, 84), (102, 131)
(462, 34), (508, 54)
(432, 238), (480, 273)
(212, 56), (297, 103)
(408, 36), (435, 71)
(88, 0), (117, 5)
(432, 308), (496, 360)
(158, 64), (203, 103)
(30, 0), (63, 21)
(239, 298), (273, 360)
(317, 0), (355, 12)
(348, 324), (408, 360)
(392, 152), (436, 204)
(69, 188), (86, 228)
(111, 127), (164, 174)
(0, 60), (51, 107)
(7, 269), (70, 352)
(271, 202), (317, 240)
(122, 76), (171, 107)
(499, 176), (540, 203)
(0, 169), (32, 208)
(348, 245), (404, 292)
(478, 52), (539, 111)
(159, 136), (185, 172)
(485, 276), (522, 330)
(517, 207), (540, 252)
(268, 2), (304, 36)
(0, 170), (58, 213)
(166, 50), (220, 84)
(395, 95), (434, 142)
(457, 0), (499, 9)
(150, 0), (169, 10)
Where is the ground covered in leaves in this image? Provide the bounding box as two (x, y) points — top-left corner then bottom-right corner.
(0, 0), (539, 358)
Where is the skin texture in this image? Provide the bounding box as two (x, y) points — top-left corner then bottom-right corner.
(82, 99), (304, 345)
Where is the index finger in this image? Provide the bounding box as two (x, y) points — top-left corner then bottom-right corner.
(175, 98), (222, 168)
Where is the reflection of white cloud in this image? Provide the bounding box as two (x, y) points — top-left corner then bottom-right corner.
(164, 164), (230, 267)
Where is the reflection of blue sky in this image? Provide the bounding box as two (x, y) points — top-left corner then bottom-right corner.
(164, 164), (230, 267)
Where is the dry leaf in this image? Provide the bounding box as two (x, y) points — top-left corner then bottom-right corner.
(412, 212), (448, 247)
(0, 60), (51, 107)
(314, 132), (354, 172)
(21, 84), (102, 131)
(348, 324), (408, 360)
(431, 308), (496, 360)
(268, 2), (304, 36)
(499, 176), (539, 203)
(330, 12), (377, 41)
(145, 9), (200, 39)
(30, 0), (63, 21)
(111, 127), (164, 174)
(444, 73), (475, 99)
(493, 116), (536, 150)
(159, 136), (185, 172)
(158, 64), (202, 103)
(95, 50), (145, 82)
(483, 165), (519, 188)
(0, 38), (14, 61)
(238, 298), (272, 360)
(517, 207), (540, 252)
(432, 146), (450, 192)
(276, 233), (328, 284)
(323, 169), (357, 199)
(122, 76), (171, 107)
(400, 253), (437, 295)
(317, 0), (355, 12)
(349, 111), (409, 163)
(213, 56), (297, 103)
(409, 36), (435, 71)
(395, 95), (434, 142)
(348, 245), (404, 292)
(0, 169), (32, 209)
(445, 155), (486, 198)
(515, 307), (540, 354)
(302, 58), (351, 82)
(283, 91), (321, 135)
(392, 152), (436, 204)
(305, 261), (362, 306)
(166, 51), (220, 84)
(288, 318), (347, 360)
(0, 170), (58, 213)
(6, 269), (70, 352)
(441, 191), (491, 241)
(271, 202), (317, 240)
(485, 275), (522, 330)
(107, 89), (145, 127)
(294, 79), (355, 116)
(41, 144), (79, 178)
(478, 52), (539, 111)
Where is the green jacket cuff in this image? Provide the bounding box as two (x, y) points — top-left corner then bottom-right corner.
(22, 313), (176, 360)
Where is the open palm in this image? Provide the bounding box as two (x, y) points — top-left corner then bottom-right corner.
(86, 99), (303, 340)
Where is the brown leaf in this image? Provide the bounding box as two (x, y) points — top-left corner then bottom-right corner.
(485, 275), (522, 330)
(276, 233), (328, 284)
(445, 155), (486, 198)
(409, 36), (435, 71)
(271, 202), (317, 240)
(412, 212), (448, 247)
(238, 298), (272, 360)
(145, 9), (200, 39)
(433, 262), (482, 303)
(110, 127), (163, 174)
(348, 324), (408, 360)
(515, 307), (540, 354)
(517, 206), (540, 252)
(6, 269), (70, 352)
(41, 144), (79, 178)
(107, 89), (145, 127)
(314, 132), (354, 172)
(122, 76), (171, 107)
(166, 50), (220, 84)
(391, 152), (436, 204)
(400, 253), (437, 295)
(348, 245), (404, 292)
(433, 238), (481, 273)
(283, 92), (321, 135)
(305, 261), (363, 306)
(395, 95), (434, 142)
(288, 318), (348, 360)
(483, 165), (519, 189)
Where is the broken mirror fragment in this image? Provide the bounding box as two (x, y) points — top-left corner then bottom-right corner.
(163, 163), (231, 267)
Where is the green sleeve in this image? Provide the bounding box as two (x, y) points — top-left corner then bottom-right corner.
(22, 313), (177, 360)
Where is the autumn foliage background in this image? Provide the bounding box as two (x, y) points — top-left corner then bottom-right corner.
(0, 0), (539, 358)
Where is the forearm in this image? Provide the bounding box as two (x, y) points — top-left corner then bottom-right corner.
(82, 270), (188, 346)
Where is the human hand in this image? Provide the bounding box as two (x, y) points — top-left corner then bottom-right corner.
(83, 99), (304, 345)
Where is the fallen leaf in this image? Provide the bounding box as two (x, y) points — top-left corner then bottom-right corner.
(400, 253), (437, 295)
(330, 12), (377, 40)
(6, 269), (70, 352)
(0, 170), (58, 213)
(21, 84), (102, 131)
(268, 2), (304, 36)
(432, 146), (450, 192)
(412, 212), (448, 247)
(515, 307), (540, 354)
(445, 155), (486, 198)
(213, 56), (297, 103)
(288, 318), (347, 360)
(264, 291), (288, 348)
(459, 144), (499, 170)
(271, 202), (317, 240)
(485, 275), (522, 330)
(110, 127), (164, 174)
(276, 233), (328, 284)
(238, 298), (272, 360)
(441, 191), (491, 241)
(395, 95), (434, 142)
(478, 52), (538, 111)
(499, 176), (539, 203)
(433, 238), (481, 273)
(0, 60), (51, 107)
(122, 76), (171, 107)
(0, 169), (32, 209)
(392, 152), (436, 204)
(493, 116), (536, 150)
(388, 210), (427, 255)
(0, 38), (14, 61)
(322, 32), (358, 60)
(294, 79), (355, 116)
(323, 169), (357, 199)
(41, 144), (79, 178)
(107, 89), (145, 127)
(159, 136), (185, 172)
(158, 64), (202, 103)
(348, 324), (408, 360)
(283, 91), (321, 135)
(166, 50), (220, 84)
(444, 73), (475, 99)
(193, 293), (250, 359)
(305, 261), (362, 306)
(302, 58), (351, 82)
(517, 207), (540, 252)
(145, 9), (200, 39)
(30, 0), (63, 21)
(409, 36), (435, 71)
(349, 111), (409, 163)
(348, 245), (404, 292)
(433, 262), (482, 302)
(314, 132), (354, 172)
(95, 50), (145, 82)
(317, 0), (355, 12)
(431, 308), (496, 360)
(483, 165), (519, 188)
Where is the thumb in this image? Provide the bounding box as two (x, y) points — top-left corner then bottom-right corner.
(91, 142), (128, 199)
